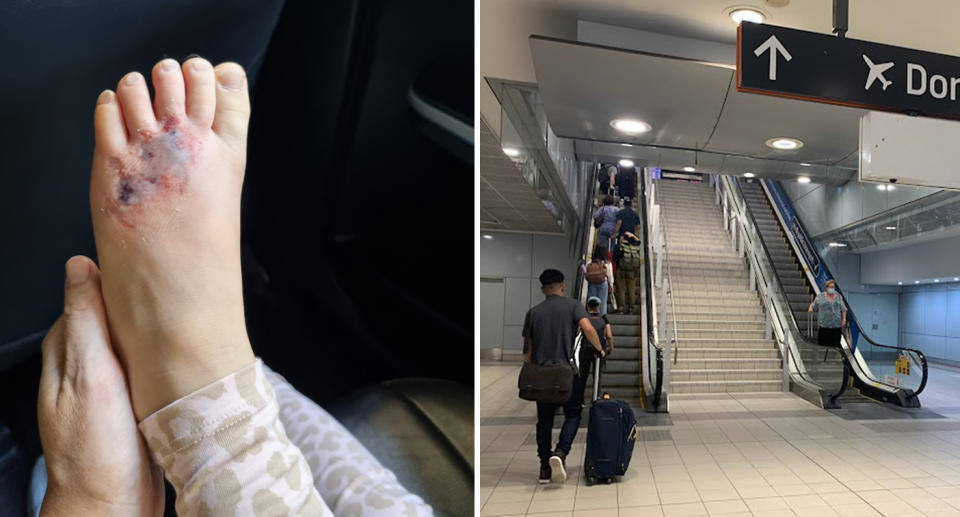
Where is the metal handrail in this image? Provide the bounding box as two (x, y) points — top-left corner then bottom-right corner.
(723, 176), (849, 403)
(759, 179), (929, 400)
(657, 210), (681, 364)
(639, 169), (666, 409)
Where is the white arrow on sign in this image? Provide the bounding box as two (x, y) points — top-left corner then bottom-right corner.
(754, 35), (792, 81)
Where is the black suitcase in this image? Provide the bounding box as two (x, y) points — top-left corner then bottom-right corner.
(583, 356), (639, 485)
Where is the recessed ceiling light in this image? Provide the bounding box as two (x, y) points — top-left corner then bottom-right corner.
(482, 234), (493, 240)
(828, 242), (847, 247)
(621, 143), (633, 147)
(876, 184), (887, 191)
(766, 137), (804, 150)
(797, 176), (811, 183)
(954, 277), (959, 281)
(800, 162), (812, 166)
(885, 226), (897, 230)
(915, 280), (920, 284)
(730, 7), (765, 24)
(744, 172), (756, 178)
(610, 119), (652, 135)
(619, 159), (635, 167)
(683, 166), (696, 172)
(935, 279), (940, 282)
(898, 281), (903, 285)
(502, 147), (520, 157)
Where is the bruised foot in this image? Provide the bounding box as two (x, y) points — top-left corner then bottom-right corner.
(90, 58), (254, 420)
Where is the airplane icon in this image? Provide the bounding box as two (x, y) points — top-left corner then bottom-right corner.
(863, 54), (894, 91)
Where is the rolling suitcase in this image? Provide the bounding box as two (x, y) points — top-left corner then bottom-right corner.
(583, 355), (639, 485)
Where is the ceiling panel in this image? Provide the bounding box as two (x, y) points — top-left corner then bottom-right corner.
(529, 36), (732, 148)
(705, 79), (864, 163)
(479, 117), (563, 233)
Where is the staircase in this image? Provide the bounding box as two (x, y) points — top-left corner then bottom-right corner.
(739, 181), (816, 338)
(657, 180), (782, 394)
(584, 313), (642, 409)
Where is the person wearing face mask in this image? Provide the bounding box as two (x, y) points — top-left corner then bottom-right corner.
(808, 279), (847, 348)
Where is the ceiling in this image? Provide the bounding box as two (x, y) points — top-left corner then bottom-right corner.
(528, 0), (960, 56)
(479, 118), (564, 233)
(529, 36), (866, 184)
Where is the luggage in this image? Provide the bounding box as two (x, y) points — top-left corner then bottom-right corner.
(585, 261), (606, 284)
(583, 358), (639, 485)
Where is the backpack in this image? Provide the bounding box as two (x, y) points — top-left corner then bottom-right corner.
(619, 243), (642, 271)
(585, 261), (606, 284)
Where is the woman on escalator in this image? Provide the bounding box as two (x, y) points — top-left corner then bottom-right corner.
(808, 279), (848, 348)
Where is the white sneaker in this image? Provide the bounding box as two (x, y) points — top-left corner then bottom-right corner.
(549, 454), (567, 484)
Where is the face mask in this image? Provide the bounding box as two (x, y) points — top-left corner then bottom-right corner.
(827, 288), (835, 294)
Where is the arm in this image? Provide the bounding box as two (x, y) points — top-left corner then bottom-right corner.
(605, 324), (614, 352)
(614, 219), (622, 236)
(841, 308), (847, 327)
(523, 336), (533, 363)
(808, 293), (818, 312)
(138, 360), (333, 516)
(609, 169), (616, 189)
(578, 318), (604, 356)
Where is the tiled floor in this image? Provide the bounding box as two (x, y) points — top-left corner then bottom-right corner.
(479, 362), (960, 516)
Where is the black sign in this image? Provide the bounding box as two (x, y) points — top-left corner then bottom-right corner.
(738, 22), (960, 119)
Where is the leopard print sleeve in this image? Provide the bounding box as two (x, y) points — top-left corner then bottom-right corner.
(138, 359), (332, 516)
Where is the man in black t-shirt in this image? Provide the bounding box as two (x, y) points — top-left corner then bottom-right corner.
(522, 269), (603, 485)
(614, 198), (640, 238)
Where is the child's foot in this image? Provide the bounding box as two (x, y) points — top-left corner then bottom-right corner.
(90, 57), (255, 420)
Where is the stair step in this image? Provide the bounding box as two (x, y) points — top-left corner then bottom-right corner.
(675, 358), (781, 370)
(670, 379), (782, 393)
(672, 369), (783, 382)
(675, 348), (781, 359)
(676, 329), (767, 339)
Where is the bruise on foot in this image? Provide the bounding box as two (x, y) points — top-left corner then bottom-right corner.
(100, 117), (200, 229)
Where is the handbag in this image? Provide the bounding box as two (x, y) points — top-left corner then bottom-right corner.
(519, 331), (578, 404)
(518, 361), (574, 404)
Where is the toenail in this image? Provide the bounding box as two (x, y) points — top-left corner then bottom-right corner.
(124, 72), (142, 85)
(217, 68), (245, 90)
(190, 59), (211, 72)
(159, 58), (178, 71)
(96, 90), (114, 105)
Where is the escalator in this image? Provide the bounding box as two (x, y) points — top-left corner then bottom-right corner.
(746, 178), (928, 407)
(719, 175), (849, 409)
(576, 164), (660, 412)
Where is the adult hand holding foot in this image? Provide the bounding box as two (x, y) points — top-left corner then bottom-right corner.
(38, 256), (164, 517)
(90, 57), (255, 421)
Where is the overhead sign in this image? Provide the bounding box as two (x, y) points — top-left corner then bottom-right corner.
(738, 22), (960, 119)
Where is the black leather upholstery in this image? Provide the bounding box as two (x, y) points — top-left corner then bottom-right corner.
(330, 379), (474, 517)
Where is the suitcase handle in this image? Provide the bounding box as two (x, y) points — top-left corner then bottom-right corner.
(593, 350), (601, 401)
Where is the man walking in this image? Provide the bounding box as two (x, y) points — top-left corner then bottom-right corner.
(523, 269), (604, 484)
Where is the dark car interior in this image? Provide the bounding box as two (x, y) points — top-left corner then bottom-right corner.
(0, 1), (473, 515)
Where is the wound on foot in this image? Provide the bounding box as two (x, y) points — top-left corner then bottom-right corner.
(104, 117), (199, 226)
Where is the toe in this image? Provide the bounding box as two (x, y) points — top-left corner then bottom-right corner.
(94, 90), (127, 151)
(183, 57), (216, 127)
(151, 59), (186, 123)
(116, 71), (159, 139)
(212, 62), (250, 145)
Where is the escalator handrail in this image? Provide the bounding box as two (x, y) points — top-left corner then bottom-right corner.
(760, 179), (928, 399)
(725, 177), (849, 399)
(639, 168), (665, 409)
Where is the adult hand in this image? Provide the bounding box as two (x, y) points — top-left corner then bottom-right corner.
(38, 256), (164, 517)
